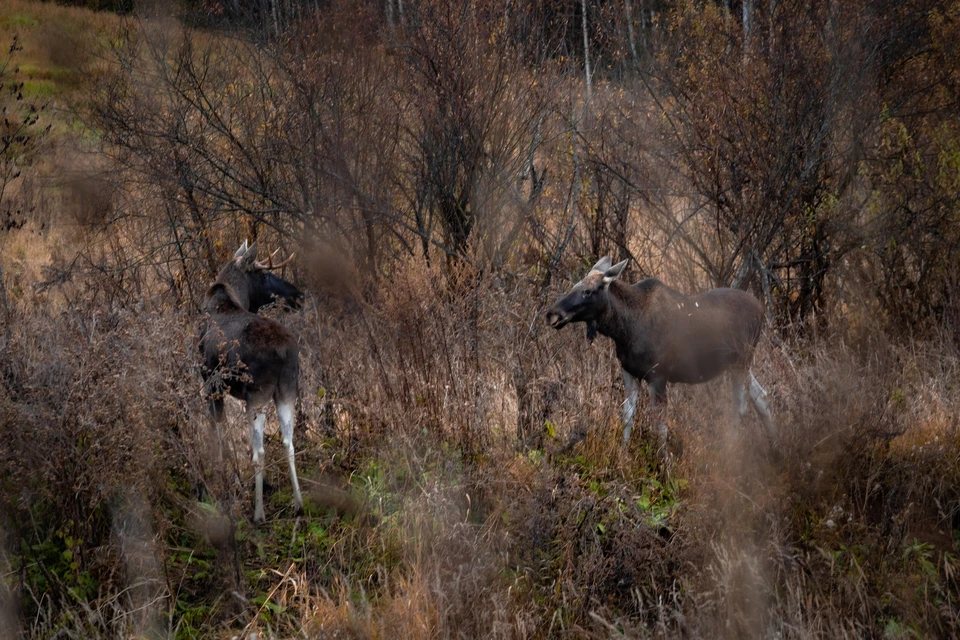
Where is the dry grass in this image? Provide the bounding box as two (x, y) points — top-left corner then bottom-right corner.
(2, 242), (959, 637)
(0, 0), (120, 90)
(0, 2), (958, 639)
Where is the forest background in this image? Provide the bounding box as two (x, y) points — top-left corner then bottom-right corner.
(1, 0), (960, 637)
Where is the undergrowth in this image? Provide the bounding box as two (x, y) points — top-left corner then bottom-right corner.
(0, 1), (958, 638)
(1, 256), (958, 638)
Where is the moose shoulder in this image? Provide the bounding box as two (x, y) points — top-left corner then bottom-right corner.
(546, 257), (775, 454)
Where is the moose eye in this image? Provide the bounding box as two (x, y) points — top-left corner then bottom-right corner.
(582, 289), (593, 298)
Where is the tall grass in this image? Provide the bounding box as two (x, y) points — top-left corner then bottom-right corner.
(2, 242), (959, 637)
(1, 1), (958, 638)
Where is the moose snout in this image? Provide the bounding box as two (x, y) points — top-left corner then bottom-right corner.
(545, 308), (567, 329)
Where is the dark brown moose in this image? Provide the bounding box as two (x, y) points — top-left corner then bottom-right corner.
(546, 257), (775, 456)
(200, 241), (304, 522)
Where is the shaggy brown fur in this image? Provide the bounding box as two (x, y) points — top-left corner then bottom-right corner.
(199, 242), (303, 522)
(547, 257), (775, 453)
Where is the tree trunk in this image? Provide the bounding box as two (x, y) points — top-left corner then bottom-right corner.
(582, 0), (593, 105)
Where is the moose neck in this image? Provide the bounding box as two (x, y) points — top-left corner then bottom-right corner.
(594, 279), (651, 345)
(204, 283), (245, 315)
(215, 264), (252, 310)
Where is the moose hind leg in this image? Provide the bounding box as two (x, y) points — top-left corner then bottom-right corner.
(207, 397), (227, 456)
(647, 378), (669, 457)
(192, 396), (227, 501)
(277, 397), (303, 512)
(748, 372), (776, 442)
(730, 369), (749, 420)
(248, 410), (267, 523)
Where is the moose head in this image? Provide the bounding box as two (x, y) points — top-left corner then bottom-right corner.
(545, 256), (628, 331)
(215, 240), (304, 312)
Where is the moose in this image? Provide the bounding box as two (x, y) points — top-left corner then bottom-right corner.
(199, 240), (304, 522)
(545, 257), (775, 456)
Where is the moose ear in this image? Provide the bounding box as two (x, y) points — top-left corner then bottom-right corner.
(602, 259), (628, 284)
(589, 256), (612, 273)
(242, 241), (259, 263)
(233, 240), (249, 259)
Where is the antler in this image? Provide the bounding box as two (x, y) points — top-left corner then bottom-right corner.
(254, 248), (296, 271)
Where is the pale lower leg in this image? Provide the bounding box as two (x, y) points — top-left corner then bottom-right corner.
(731, 371), (749, 420)
(277, 400), (303, 511)
(621, 370), (640, 448)
(748, 372), (776, 441)
(249, 411), (266, 522)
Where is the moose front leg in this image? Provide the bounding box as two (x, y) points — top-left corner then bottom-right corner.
(621, 369), (640, 448)
(748, 372), (776, 442)
(730, 368), (750, 421)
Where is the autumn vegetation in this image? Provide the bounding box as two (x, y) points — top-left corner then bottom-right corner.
(1, 0), (960, 637)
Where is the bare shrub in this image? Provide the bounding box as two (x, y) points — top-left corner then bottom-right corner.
(6, 0), (960, 637)
(4, 240), (960, 637)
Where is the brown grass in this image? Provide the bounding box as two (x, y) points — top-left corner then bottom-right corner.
(2, 243), (959, 637)
(1, 2), (959, 638)
(0, 0), (118, 74)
